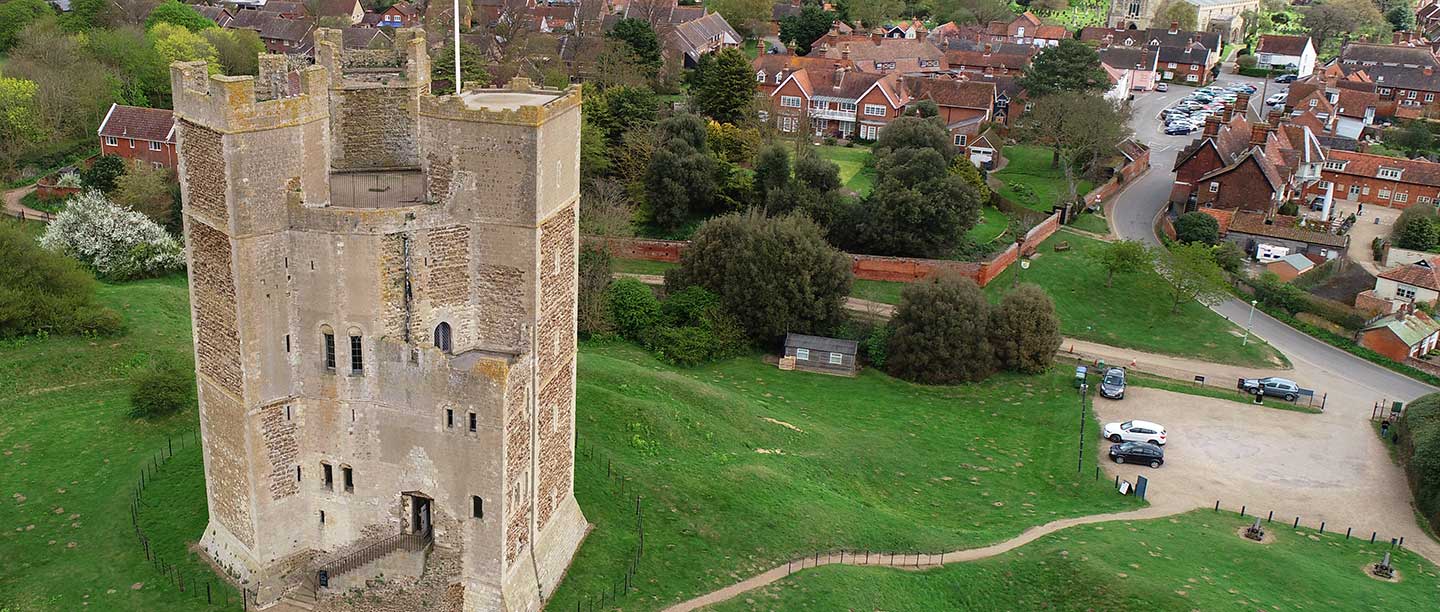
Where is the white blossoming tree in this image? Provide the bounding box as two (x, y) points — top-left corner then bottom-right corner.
(39, 190), (185, 281)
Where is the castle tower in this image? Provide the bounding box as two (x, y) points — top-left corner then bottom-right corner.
(172, 29), (587, 611)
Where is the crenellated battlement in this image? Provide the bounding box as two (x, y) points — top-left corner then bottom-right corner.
(170, 61), (329, 134)
(419, 79), (582, 127)
(315, 27), (430, 88)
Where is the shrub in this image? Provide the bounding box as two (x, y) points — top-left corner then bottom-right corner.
(128, 356), (195, 418)
(990, 284), (1062, 374)
(82, 155), (126, 192)
(578, 247), (614, 338)
(1237, 54), (1257, 69)
(1213, 241), (1245, 275)
(1398, 393), (1440, 534)
(0, 219), (123, 338)
(606, 277), (660, 342)
(1393, 206), (1440, 251)
(647, 310), (746, 367)
(1174, 211), (1220, 245)
(56, 171), (82, 188)
(886, 273), (996, 384)
(1254, 271), (1309, 314)
(39, 190), (185, 280)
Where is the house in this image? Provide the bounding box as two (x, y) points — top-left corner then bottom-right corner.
(1256, 35), (1316, 77)
(1358, 258), (1440, 314)
(257, 15), (316, 54)
(904, 76), (996, 153)
(196, 5), (234, 28)
(983, 11), (1067, 47)
(1332, 43), (1440, 117)
(753, 54), (909, 139)
(1214, 210), (1349, 261)
(1157, 41), (1215, 85)
(943, 44), (1032, 76)
(669, 11), (742, 67)
(1101, 63), (1132, 102)
(313, 0), (364, 24)
(374, 1), (419, 27)
(341, 26), (390, 49)
(97, 103), (177, 170)
(1081, 24), (1221, 85)
(1265, 252), (1317, 281)
(783, 333), (859, 376)
(1359, 309), (1440, 361)
(1302, 150), (1440, 210)
(812, 29), (948, 73)
(1099, 46), (1159, 91)
(883, 20), (926, 39)
(622, 0), (706, 27)
(1171, 103), (1326, 215)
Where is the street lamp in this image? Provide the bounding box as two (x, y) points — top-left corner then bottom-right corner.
(1242, 299), (1258, 346)
(1077, 381), (1089, 473)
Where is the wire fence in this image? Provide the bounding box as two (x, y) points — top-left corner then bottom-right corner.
(567, 438), (645, 612)
(129, 429), (256, 610)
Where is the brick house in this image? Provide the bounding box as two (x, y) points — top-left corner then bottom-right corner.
(1171, 102), (1326, 215)
(756, 55), (909, 139)
(1080, 24), (1220, 85)
(373, 2), (419, 27)
(904, 76), (996, 153)
(1332, 43), (1440, 117)
(982, 11), (1068, 47)
(943, 45), (1033, 76)
(812, 29), (948, 74)
(1209, 209), (1348, 260)
(1358, 257), (1440, 313)
(97, 103), (177, 170)
(1302, 150), (1440, 210)
(1359, 309), (1440, 361)
(1157, 41), (1214, 85)
(669, 11), (742, 68)
(314, 0), (365, 24)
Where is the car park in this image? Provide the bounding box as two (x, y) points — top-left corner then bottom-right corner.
(1238, 377), (1302, 401)
(1103, 419), (1167, 445)
(1099, 367), (1127, 399)
(1165, 124), (1194, 135)
(1109, 441), (1165, 468)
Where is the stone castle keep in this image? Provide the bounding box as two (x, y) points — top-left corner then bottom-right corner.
(171, 28), (587, 610)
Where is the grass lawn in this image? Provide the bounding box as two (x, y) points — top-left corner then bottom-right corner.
(994, 145), (1095, 212)
(851, 279), (907, 305)
(548, 343), (1143, 610)
(613, 257), (678, 276)
(967, 206), (1010, 245)
(985, 231), (1285, 368)
(0, 275), (243, 612)
(706, 510), (1440, 611)
(814, 145), (877, 196)
(743, 38), (759, 59)
(1069, 211), (1110, 236)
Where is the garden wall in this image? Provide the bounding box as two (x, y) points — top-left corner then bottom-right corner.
(585, 212), (1063, 288)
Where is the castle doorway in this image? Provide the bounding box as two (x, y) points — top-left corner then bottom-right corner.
(405, 492), (432, 535)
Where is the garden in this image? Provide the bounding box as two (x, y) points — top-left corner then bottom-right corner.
(994, 145), (1096, 213)
(813, 144), (877, 196)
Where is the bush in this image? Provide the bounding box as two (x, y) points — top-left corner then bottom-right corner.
(1393, 206), (1440, 251)
(1398, 393), (1440, 534)
(1174, 211), (1220, 245)
(39, 190), (185, 280)
(0, 219), (123, 338)
(56, 171), (82, 188)
(82, 155), (126, 192)
(128, 356), (195, 418)
(606, 278), (660, 342)
(1254, 271), (1309, 314)
(886, 273), (996, 384)
(1213, 241), (1245, 275)
(1236, 54), (1257, 69)
(990, 284), (1062, 374)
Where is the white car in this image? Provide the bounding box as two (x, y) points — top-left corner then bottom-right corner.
(1103, 420), (1168, 446)
(1266, 92), (1287, 106)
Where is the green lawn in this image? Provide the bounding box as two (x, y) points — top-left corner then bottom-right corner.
(548, 343), (1143, 610)
(613, 257), (678, 276)
(851, 279), (907, 305)
(986, 231), (1285, 368)
(0, 275), (243, 612)
(994, 145), (1095, 212)
(814, 145), (877, 196)
(967, 206), (1010, 244)
(743, 38), (760, 59)
(1069, 211), (1110, 236)
(706, 510), (1440, 611)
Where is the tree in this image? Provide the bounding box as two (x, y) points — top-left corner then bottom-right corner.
(844, 0), (904, 30)
(1174, 211), (1220, 244)
(1155, 242), (1230, 314)
(779, 5), (833, 55)
(1018, 39), (1108, 99)
(990, 283), (1062, 374)
(148, 22), (217, 69)
(39, 190), (186, 280)
(689, 48), (756, 125)
(82, 155), (127, 192)
(1302, 0), (1385, 52)
(578, 247), (614, 337)
(7, 20), (121, 149)
(874, 116), (954, 162)
(1093, 239), (1151, 288)
(1020, 93), (1131, 204)
(584, 85), (659, 143)
(853, 147), (982, 257)
(608, 18), (663, 75)
(886, 273), (996, 384)
(1394, 206), (1440, 250)
(0, 76), (44, 166)
(61, 0), (112, 32)
(1390, 121), (1435, 156)
(581, 121), (611, 177)
(665, 211), (852, 343)
(204, 28), (265, 76)
(949, 157), (990, 202)
(430, 40), (490, 95)
(128, 355), (194, 418)
(0, 0), (51, 53)
(711, 0), (771, 36)
(112, 161), (175, 227)
(753, 143), (792, 202)
(87, 26), (171, 106)
(1154, 0), (1199, 31)
(607, 277), (660, 341)
(144, 0), (213, 32)
(644, 115), (719, 228)
(580, 178), (636, 237)
(0, 219), (123, 339)
(795, 153), (841, 193)
(907, 99), (939, 118)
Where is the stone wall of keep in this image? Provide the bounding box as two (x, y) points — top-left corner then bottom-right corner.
(189, 219), (243, 395)
(502, 361), (531, 565)
(179, 122), (228, 225)
(537, 206), (576, 376)
(260, 402), (299, 500)
(418, 115), (536, 225)
(330, 86), (419, 170)
(199, 379), (255, 549)
(535, 365), (573, 530)
(427, 225), (471, 307)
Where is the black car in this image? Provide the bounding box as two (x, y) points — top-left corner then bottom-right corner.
(1099, 367), (1127, 399)
(1275, 74), (1298, 83)
(1109, 441), (1164, 468)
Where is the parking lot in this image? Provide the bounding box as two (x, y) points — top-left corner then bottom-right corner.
(1159, 81), (1263, 136)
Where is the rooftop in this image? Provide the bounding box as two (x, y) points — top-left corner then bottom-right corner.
(459, 90), (563, 111)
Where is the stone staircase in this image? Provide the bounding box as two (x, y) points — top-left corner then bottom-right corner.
(283, 528), (433, 607)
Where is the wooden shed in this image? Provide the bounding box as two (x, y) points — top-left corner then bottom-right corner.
(783, 333), (859, 377)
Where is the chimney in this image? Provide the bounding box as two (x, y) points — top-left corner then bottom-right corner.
(1268, 107), (1283, 129)
(1426, 66), (1435, 76)
(1170, 21), (1179, 34)
(872, 30), (882, 46)
(1250, 123), (1269, 146)
(1236, 92), (1251, 115)
(984, 42), (992, 55)
(842, 43), (850, 59)
(1204, 114), (1221, 137)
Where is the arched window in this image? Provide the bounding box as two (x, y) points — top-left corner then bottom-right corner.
(434, 322), (452, 353)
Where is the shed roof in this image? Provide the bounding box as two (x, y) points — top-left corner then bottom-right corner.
(1364, 311), (1440, 347)
(1272, 252), (1315, 273)
(785, 333), (859, 354)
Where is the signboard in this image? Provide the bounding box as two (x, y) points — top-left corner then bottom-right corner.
(1135, 475), (1148, 500)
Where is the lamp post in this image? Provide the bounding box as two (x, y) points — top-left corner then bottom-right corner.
(1242, 299), (1258, 346)
(1077, 381), (1088, 473)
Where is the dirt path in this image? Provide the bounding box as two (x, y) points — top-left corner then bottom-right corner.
(662, 504), (1188, 612)
(3, 185), (50, 222)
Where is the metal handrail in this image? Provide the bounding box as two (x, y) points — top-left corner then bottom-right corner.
(315, 527), (433, 588)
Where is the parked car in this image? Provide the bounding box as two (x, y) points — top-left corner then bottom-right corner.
(1275, 74), (1298, 83)
(1099, 367), (1127, 399)
(1103, 419), (1167, 445)
(1266, 92), (1287, 106)
(1156, 83), (1168, 92)
(1109, 441), (1165, 468)
(1165, 124), (1193, 135)
(1238, 376), (1301, 400)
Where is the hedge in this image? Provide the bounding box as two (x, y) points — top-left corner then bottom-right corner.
(1397, 393), (1440, 534)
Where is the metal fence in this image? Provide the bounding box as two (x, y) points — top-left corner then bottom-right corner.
(567, 439), (645, 612)
(130, 430), (254, 610)
(1210, 499), (1413, 551)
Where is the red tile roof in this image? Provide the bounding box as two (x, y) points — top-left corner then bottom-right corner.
(904, 76), (994, 110)
(1324, 150), (1440, 188)
(1256, 35), (1312, 56)
(1227, 211), (1349, 248)
(97, 104), (175, 143)
(1379, 258), (1440, 291)
(1197, 207), (1233, 233)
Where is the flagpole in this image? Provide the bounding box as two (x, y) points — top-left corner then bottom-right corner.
(453, 0), (462, 93)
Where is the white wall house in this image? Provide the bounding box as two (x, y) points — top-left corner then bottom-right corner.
(1256, 35), (1316, 77)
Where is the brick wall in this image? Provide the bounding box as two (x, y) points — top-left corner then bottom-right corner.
(189, 220), (243, 396)
(1361, 328), (1411, 361)
(180, 123), (227, 223)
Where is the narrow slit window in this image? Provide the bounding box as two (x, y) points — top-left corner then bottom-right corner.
(296, 466), (302, 481)
(322, 463), (333, 490)
(446, 409), (454, 429)
(472, 496), (484, 519)
(342, 467), (353, 493)
(468, 412), (477, 433)
(319, 510), (325, 524)
(350, 335), (363, 374)
(285, 334), (291, 352)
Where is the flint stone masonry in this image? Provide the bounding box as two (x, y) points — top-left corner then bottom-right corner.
(176, 29), (587, 612)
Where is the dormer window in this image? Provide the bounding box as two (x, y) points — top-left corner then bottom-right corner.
(756, 70), (765, 82)
(1379, 168), (1402, 180)
(1323, 160), (1346, 171)
(774, 72), (782, 84)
